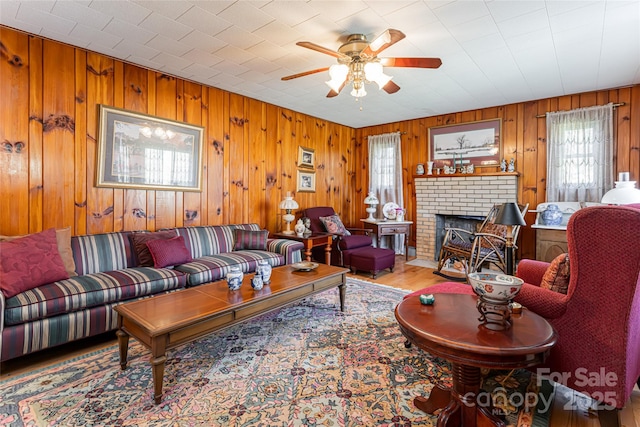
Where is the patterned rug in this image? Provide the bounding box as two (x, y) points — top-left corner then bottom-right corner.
(0, 278), (552, 426)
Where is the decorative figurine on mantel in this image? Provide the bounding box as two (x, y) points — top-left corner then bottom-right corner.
(508, 158), (515, 172)
(500, 158), (507, 172)
(302, 217), (312, 235)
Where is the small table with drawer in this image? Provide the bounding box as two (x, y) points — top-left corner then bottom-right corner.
(361, 219), (412, 260)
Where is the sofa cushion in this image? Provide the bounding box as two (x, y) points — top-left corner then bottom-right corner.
(175, 224), (261, 259)
(3, 267), (187, 326)
(540, 253), (570, 294)
(130, 230), (178, 266)
(319, 214), (351, 236)
(0, 228), (70, 299)
(233, 229), (268, 251)
(1, 227), (77, 277)
(147, 236), (193, 268)
(71, 232), (136, 275)
(175, 251), (284, 287)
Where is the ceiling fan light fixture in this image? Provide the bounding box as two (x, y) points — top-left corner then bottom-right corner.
(325, 63), (349, 92)
(350, 85), (367, 98)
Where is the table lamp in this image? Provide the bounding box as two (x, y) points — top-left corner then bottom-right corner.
(601, 172), (640, 205)
(279, 192), (299, 234)
(364, 192), (379, 220)
(494, 202), (526, 275)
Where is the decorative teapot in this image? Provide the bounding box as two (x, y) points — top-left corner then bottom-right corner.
(395, 208), (406, 222)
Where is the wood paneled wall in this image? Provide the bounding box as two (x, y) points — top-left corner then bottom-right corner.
(0, 27), (358, 237)
(355, 86), (640, 259)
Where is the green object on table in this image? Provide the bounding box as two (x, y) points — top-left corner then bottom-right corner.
(419, 294), (435, 305)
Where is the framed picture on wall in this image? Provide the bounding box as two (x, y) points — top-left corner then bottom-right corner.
(96, 105), (204, 191)
(429, 118), (501, 167)
(297, 146), (315, 169)
(297, 170), (316, 192)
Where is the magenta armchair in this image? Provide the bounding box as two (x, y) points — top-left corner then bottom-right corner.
(514, 204), (640, 417)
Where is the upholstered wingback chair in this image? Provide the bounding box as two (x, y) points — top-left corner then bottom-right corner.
(302, 207), (372, 267)
(514, 204), (640, 415)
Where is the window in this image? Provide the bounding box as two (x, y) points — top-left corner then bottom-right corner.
(546, 104), (613, 202)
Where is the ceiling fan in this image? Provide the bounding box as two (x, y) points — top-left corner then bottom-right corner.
(282, 29), (442, 98)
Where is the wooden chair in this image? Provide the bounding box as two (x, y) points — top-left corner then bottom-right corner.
(436, 203), (529, 276)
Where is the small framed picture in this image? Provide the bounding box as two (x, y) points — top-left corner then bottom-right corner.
(297, 146), (315, 169)
(297, 170), (316, 192)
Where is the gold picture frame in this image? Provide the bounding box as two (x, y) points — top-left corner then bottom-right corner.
(428, 118), (501, 167)
(297, 146), (315, 169)
(297, 170), (316, 192)
(96, 105), (204, 191)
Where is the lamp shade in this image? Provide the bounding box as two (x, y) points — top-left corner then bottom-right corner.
(494, 202), (526, 226)
(601, 181), (640, 205)
(279, 196), (299, 210)
(364, 192), (379, 205)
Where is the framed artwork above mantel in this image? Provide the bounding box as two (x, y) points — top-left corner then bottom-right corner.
(428, 118), (501, 167)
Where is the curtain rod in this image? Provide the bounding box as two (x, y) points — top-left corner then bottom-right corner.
(536, 102), (625, 118)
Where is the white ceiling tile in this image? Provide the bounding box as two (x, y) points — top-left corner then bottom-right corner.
(115, 41), (160, 60)
(217, 2), (275, 32)
(383, 2), (439, 32)
(21, 0), (55, 13)
(448, 15), (499, 44)
(182, 49), (223, 68)
(0, 2), (20, 19)
(260, 1), (319, 27)
(181, 62), (218, 79)
(497, 8), (549, 39)
(245, 40), (290, 62)
(16, 3), (76, 35)
(210, 57), (251, 75)
(461, 32), (507, 55)
(140, 12), (193, 40)
(549, 2), (606, 33)
(175, 6), (233, 38)
(146, 34), (192, 57)
(88, 0), (152, 25)
(213, 25), (263, 50)
(104, 19), (156, 45)
(179, 30), (228, 53)
(545, 1), (601, 17)
(51, 1), (112, 30)
(364, 0), (419, 17)
(487, 0), (545, 22)
(505, 27), (554, 53)
(255, 20), (305, 47)
(241, 57), (280, 75)
(307, 1), (369, 23)
(39, 27), (90, 48)
(132, 0), (194, 19)
(126, 55), (164, 71)
(153, 51), (192, 70)
(431, 1), (491, 27)
(70, 24), (122, 49)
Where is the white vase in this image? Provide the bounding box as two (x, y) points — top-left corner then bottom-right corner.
(427, 161), (434, 175)
(294, 219), (306, 236)
(226, 266), (243, 291)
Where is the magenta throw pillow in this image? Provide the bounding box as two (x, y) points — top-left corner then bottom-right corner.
(0, 228), (70, 298)
(233, 229), (269, 251)
(319, 214), (351, 236)
(130, 230), (178, 267)
(146, 235), (192, 268)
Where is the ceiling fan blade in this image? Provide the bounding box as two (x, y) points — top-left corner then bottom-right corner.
(380, 57), (442, 69)
(281, 67), (330, 81)
(296, 41), (351, 60)
(361, 29), (406, 57)
(383, 80), (401, 94)
(326, 81), (347, 98)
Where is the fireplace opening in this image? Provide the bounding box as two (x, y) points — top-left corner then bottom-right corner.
(434, 214), (484, 261)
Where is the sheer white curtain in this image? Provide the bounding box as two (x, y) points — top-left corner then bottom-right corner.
(546, 104), (613, 202)
(368, 132), (404, 254)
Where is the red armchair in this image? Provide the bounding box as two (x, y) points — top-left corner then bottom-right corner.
(302, 207), (372, 267)
(514, 204), (640, 420)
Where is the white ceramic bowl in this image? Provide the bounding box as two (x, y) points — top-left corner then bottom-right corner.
(468, 272), (524, 302)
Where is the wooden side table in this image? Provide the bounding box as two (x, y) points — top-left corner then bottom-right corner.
(271, 232), (332, 265)
(395, 293), (557, 427)
(361, 219), (411, 260)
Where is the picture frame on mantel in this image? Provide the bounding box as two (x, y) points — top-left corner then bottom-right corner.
(429, 118), (501, 167)
(96, 105), (204, 192)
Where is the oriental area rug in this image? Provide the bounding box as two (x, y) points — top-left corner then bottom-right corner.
(0, 279), (552, 427)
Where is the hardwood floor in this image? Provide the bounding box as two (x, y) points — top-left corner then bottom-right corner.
(1, 255), (638, 427)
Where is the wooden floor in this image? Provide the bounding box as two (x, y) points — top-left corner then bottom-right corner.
(1, 256), (639, 427)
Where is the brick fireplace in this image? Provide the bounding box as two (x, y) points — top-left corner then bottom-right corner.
(415, 174), (519, 261)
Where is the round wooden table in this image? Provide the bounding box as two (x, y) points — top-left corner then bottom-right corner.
(395, 293), (557, 427)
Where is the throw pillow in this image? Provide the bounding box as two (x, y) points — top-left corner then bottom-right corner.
(130, 230), (178, 267)
(319, 214), (351, 236)
(146, 236), (192, 268)
(540, 253), (570, 294)
(480, 223), (507, 248)
(0, 228), (70, 299)
(0, 227), (77, 276)
(233, 229), (269, 251)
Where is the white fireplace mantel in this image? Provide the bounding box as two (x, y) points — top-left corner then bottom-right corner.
(414, 173), (519, 261)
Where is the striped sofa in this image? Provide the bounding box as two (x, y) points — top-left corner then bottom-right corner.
(0, 224), (303, 362)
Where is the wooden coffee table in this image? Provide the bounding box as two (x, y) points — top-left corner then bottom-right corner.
(114, 264), (348, 404)
(395, 293), (557, 427)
